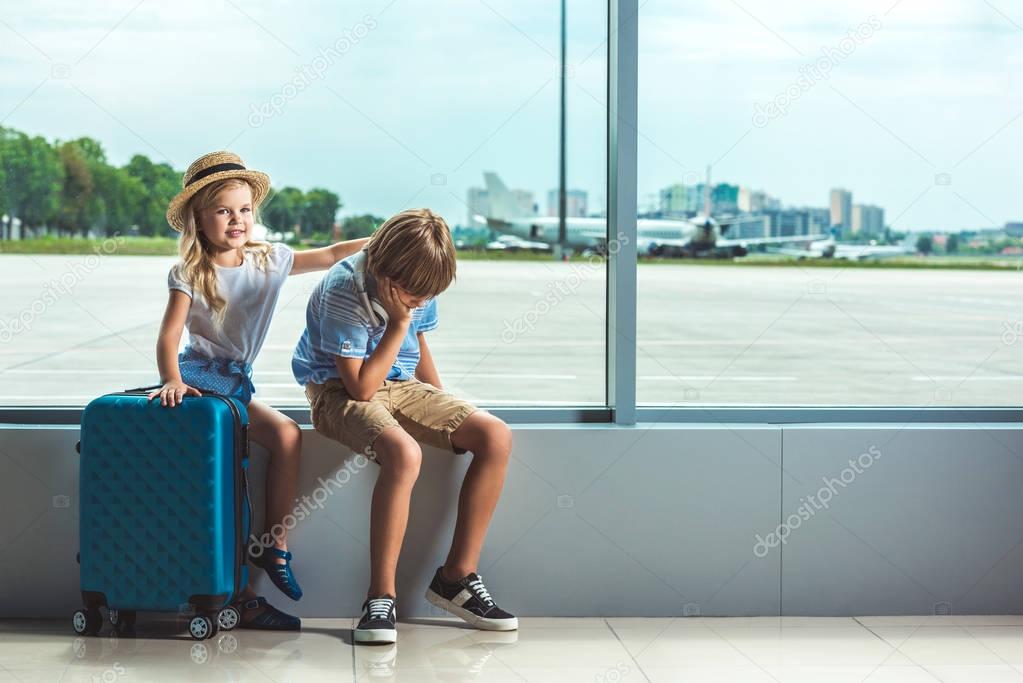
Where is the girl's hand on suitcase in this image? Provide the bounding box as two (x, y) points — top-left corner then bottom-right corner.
(148, 380), (202, 407)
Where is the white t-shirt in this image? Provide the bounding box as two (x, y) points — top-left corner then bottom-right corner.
(167, 243), (294, 364)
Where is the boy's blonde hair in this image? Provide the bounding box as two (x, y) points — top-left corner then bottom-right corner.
(173, 178), (273, 327)
(365, 208), (456, 298)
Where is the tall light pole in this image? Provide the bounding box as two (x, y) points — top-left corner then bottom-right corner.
(557, 0), (567, 260)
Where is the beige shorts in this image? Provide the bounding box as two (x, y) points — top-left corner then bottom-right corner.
(304, 378), (480, 459)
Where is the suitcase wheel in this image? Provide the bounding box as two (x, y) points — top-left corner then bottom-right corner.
(109, 609), (136, 632)
(72, 608), (102, 636)
(217, 606), (240, 631)
(188, 614), (219, 641)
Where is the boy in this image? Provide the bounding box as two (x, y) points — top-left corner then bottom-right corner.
(292, 208), (517, 644)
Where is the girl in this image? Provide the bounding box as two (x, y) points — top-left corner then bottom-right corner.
(151, 151), (368, 630)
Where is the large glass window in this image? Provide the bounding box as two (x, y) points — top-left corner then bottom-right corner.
(0, 1), (607, 406)
(3, 1), (1020, 413)
(637, 0), (1023, 406)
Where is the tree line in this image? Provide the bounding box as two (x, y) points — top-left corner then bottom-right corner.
(0, 127), (369, 240)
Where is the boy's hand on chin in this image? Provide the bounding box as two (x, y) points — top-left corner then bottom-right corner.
(378, 277), (412, 325)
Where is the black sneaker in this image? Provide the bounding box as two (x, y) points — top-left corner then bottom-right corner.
(425, 567), (518, 631)
(355, 595), (397, 644)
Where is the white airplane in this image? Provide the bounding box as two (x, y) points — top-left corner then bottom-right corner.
(473, 172), (827, 258)
(485, 234), (551, 252)
(769, 238), (916, 261)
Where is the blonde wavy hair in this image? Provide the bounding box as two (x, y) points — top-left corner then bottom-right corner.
(171, 178), (273, 328)
(365, 208), (457, 298)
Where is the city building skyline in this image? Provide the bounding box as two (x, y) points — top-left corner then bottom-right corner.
(831, 189), (853, 237)
(853, 204), (885, 238)
(546, 189), (588, 218)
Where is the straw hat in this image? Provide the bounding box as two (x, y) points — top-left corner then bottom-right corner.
(166, 151), (271, 232)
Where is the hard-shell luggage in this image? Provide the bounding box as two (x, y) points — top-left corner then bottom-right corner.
(72, 385), (251, 640)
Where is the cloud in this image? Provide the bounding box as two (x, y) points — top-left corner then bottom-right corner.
(0, 0), (1019, 230)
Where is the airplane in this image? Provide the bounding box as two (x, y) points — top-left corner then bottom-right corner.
(485, 234), (551, 252)
(473, 172), (828, 259)
(768, 238), (917, 261)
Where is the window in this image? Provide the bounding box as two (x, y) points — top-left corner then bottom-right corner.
(2, 1), (1019, 416)
(636, 0), (1023, 407)
(0, 1), (607, 407)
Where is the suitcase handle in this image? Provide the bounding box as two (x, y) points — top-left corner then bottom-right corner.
(123, 384), (231, 398)
(123, 384), (227, 394)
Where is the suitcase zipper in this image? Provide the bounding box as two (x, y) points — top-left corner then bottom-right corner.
(207, 395), (248, 601)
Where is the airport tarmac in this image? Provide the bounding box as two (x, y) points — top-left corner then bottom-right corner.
(0, 254), (1019, 408)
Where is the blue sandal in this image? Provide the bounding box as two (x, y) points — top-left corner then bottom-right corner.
(233, 597), (301, 631)
(253, 547), (303, 601)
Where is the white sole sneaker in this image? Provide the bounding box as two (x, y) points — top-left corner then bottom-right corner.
(354, 626), (397, 644)
(425, 588), (519, 631)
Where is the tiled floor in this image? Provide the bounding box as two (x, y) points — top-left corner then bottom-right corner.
(4, 616), (1023, 682)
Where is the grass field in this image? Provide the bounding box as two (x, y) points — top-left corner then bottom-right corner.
(1, 236), (1021, 271)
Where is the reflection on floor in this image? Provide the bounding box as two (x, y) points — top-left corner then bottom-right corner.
(4, 615), (1023, 682)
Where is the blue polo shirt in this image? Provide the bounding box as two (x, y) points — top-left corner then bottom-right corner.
(291, 253), (438, 386)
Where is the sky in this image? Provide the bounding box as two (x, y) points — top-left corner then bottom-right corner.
(0, 0), (1020, 232)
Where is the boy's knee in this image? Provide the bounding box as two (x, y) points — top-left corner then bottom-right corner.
(373, 428), (422, 480)
(461, 412), (512, 458)
(485, 418), (513, 456)
(388, 446), (423, 481)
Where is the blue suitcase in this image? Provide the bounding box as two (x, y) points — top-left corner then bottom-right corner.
(72, 385), (251, 640)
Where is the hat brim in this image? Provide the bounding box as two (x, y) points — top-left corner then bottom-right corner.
(166, 169), (271, 232)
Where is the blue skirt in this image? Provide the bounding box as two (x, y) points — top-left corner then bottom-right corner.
(178, 346), (255, 404)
